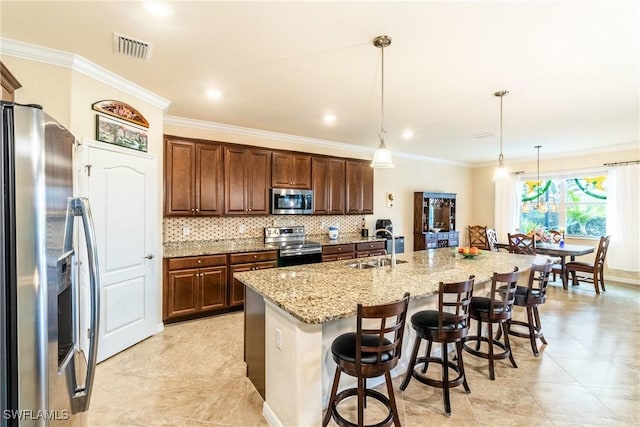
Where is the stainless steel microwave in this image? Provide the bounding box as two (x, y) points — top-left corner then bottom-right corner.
(271, 188), (314, 215)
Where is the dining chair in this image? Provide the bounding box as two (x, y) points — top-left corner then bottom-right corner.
(507, 233), (536, 255)
(468, 225), (491, 250)
(486, 228), (499, 251)
(323, 293), (410, 427)
(400, 276), (474, 416)
(566, 236), (611, 294)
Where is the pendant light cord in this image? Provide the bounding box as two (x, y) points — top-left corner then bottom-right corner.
(379, 43), (386, 145)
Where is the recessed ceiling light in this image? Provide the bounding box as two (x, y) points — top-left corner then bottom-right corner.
(144, 2), (173, 17)
(402, 129), (414, 139)
(206, 89), (223, 100)
(323, 114), (336, 124)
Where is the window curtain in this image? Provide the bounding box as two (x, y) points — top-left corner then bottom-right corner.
(494, 178), (518, 243)
(606, 164), (640, 271)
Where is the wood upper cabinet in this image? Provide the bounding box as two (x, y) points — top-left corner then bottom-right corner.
(312, 157), (345, 214)
(271, 152), (311, 189)
(224, 146), (271, 215)
(164, 137), (223, 216)
(345, 160), (374, 214)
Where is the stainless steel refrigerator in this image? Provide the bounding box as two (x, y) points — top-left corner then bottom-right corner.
(1, 102), (100, 426)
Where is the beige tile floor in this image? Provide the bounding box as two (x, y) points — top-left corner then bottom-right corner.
(89, 280), (639, 426)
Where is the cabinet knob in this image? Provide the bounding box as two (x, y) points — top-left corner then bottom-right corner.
(195, 208), (200, 212)
(191, 208), (195, 212)
(253, 255), (257, 258)
(338, 247), (341, 251)
(197, 260), (202, 264)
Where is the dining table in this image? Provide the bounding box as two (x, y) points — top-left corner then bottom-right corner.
(495, 242), (595, 290)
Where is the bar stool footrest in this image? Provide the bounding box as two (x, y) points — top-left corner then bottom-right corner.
(463, 335), (511, 360)
(331, 387), (394, 427)
(410, 356), (465, 389)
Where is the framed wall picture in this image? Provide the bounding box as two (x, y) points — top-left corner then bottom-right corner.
(95, 114), (148, 152)
(91, 100), (149, 128)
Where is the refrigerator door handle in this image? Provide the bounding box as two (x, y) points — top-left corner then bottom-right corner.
(64, 197), (100, 413)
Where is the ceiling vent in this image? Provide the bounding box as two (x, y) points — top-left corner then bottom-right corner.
(113, 32), (153, 62)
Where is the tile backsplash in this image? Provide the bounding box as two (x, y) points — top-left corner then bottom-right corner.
(164, 215), (367, 243)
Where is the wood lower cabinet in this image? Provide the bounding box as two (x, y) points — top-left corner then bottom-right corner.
(164, 255), (227, 322)
(345, 160), (374, 214)
(164, 137), (224, 216)
(321, 244), (355, 262)
(228, 250), (278, 307)
(355, 241), (386, 258)
(312, 157), (346, 214)
(272, 152), (311, 189)
(224, 146), (271, 215)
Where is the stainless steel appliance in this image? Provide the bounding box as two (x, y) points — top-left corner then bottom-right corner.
(264, 226), (322, 266)
(1, 102), (100, 426)
(270, 188), (313, 215)
(375, 219), (404, 254)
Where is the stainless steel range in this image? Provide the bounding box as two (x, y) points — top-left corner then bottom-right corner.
(264, 226), (322, 266)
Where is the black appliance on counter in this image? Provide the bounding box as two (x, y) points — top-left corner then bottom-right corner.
(264, 226), (322, 267)
(375, 219), (405, 254)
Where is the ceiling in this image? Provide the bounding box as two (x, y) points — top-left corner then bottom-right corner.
(1, 1), (638, 166)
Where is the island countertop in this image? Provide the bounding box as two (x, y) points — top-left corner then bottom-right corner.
(235, 248), (536, 324)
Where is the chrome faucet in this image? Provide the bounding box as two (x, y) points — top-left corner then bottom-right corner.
(374, 229), (396, 267)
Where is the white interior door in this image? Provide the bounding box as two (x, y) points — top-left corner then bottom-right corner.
(78, 141), (158, 362)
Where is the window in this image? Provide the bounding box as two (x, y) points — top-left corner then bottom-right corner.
(518, 172), (607, 238)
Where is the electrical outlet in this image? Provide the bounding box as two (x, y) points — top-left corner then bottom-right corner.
(182, 227), (190, 236)
(239, 225), (246, 234)
(275, 328), (282, 350)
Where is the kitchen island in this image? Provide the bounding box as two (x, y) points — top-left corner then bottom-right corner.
(235, 248), (536, 427)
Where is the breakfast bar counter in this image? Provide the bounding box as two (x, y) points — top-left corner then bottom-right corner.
(235, 248), (535, 426)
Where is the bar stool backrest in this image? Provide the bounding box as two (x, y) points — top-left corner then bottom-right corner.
(355, 292), (410, 375)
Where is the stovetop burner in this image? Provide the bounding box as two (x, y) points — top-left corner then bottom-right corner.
(264, 226), (322, 257)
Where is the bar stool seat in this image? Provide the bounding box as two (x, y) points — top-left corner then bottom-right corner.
(323, 293), (410, 427)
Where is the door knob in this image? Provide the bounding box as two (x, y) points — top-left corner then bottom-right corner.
(145, 254), (155, 260)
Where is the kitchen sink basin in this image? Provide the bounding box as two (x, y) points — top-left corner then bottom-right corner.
(346, 261), (378, 269)
(346, 259), (408, 269)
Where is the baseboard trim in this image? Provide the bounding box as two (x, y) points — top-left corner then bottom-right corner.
(262, 402), (283, 427)
(606, 276), (640, 286)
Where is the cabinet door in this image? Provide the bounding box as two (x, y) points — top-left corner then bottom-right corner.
(224, 147), (248, 214)
(328, 158), (345, 214)
(322, 253), (355, 262)
(164, 139), (195, 216)
(291, 154), (311, 189)
(346, 160), (373, 214)
(360, 162), (374, 214)
(246, 149), (271, 214)
(229, 261), (277, 307)
(271, 152), (292, 188)
(196, 143), (224, 215)
(165, 268), (199, 319)
(345, 160), (362, 214)
(312, 157), (329, 213)
(200, 266), (227, 312)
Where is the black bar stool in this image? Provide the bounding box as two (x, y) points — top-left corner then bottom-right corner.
(463, 267), (520, 380)
(399, 276), (475, 416)
(323, 293), (410, 427)
(497, 260), (553, 356)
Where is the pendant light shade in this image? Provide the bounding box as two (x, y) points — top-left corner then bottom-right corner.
(492, 90), (509, 181)
(371, 35), (394, 168)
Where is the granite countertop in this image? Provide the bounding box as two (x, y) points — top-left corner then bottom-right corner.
(162, 233), (387, 258)
(235, 249), (536, 324)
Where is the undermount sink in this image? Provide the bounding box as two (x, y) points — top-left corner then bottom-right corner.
(346, 259), (408, 269)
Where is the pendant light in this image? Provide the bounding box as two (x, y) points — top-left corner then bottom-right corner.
(492, 90), (509, 181)
(370, 35), (394, 168)
(522, 145), (558, 213)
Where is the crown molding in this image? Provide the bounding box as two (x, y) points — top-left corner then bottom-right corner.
(472, 142), (640, 168)
(164, 115), (470, 167)
(0, 37), (170, 111)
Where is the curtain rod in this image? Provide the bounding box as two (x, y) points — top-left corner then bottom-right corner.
(603, 160), (640, 166)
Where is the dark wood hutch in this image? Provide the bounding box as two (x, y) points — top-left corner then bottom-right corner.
(413, 192), (459, 251)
